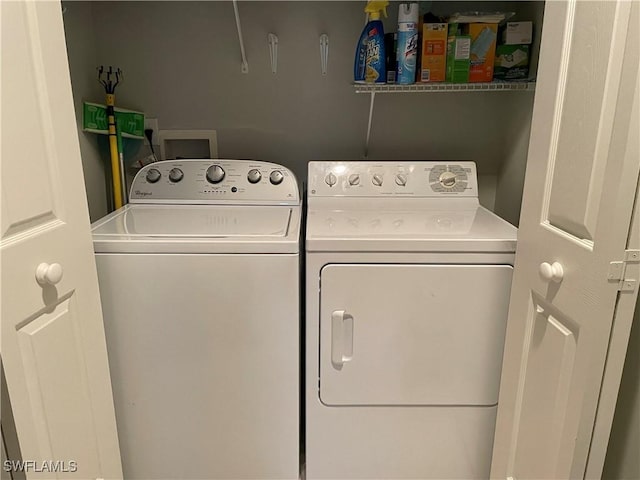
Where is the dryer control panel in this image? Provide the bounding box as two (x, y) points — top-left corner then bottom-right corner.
(308, 161), (478, 197)
(130, 159), (299, 205)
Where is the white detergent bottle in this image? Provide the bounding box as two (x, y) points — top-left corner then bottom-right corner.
(396, 3), (419, 84)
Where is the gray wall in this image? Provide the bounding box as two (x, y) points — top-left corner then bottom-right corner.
(63, 1), (108, 221)
(603, 296), (640, 480)
(64, 1), (541, 224)
(493, 93), (535, 224)
(1, 438), (8, 480)
(602, 173), (640, 479)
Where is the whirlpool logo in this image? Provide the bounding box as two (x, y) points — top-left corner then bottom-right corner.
(135, 190), (153, 197)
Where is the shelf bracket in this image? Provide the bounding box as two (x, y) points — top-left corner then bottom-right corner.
(268, 33), (278, 74)
(232, 0), (249, 74)
(320, 34), (329, 75)
(364, 91), (376, 158)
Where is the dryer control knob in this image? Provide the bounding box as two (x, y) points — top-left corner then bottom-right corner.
(348, 174), (360, 186)
(146, 168), (161, 183)
(325, 172), (337, 187)
(169, 168), (184, 183)
(372, 174), (383, 187)
(270, 170), (284, 185)
(395, 173), (407, 186)
(247, 169), (262, 184)
(206, 165), (225, 184)
(439, 171), (457, 188)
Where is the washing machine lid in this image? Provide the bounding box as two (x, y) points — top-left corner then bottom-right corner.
(306, 201), (517, 253)
(92, 204), (300, 254)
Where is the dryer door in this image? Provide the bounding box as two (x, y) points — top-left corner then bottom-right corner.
(319, 263), (513, 406)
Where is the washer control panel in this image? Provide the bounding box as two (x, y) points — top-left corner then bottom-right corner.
(308, 161), (478, 197)
(130, 159), (299, 204)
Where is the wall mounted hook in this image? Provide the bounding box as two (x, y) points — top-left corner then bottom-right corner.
(268, 33), (278, 74)
(320, 34), (329, 75)
(232, 0), (249, 73)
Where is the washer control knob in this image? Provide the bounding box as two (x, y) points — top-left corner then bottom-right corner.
(146, 168), (161, 183)
(168, 168), (184, 183)
(206, 165), (225, 184)
(439, 171), (457, 188)
(270, 170), (284, 185)
(325, 172), (337, 187)
(348, 174), (360, 186)
(395, 173), (407, 186)
(372, 174), (383, 187)
(247, 169), (262, 184)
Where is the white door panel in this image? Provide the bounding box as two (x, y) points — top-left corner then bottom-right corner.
(510, 303), (578, 478)
(1, 1), (122, 479)
(546, 2), (619, 242)
(16, 296), (100, 470)
(320, 264), (513, 406)
(491, 1), (640, 478)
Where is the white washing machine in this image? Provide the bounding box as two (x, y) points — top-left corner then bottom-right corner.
(92, 159), (300, 479)
(305, 161), (517, 479)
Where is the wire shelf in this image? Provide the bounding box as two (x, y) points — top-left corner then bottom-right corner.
(353, 81), (536, 93)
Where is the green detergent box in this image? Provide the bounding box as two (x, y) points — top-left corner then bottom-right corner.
(494, 44), (530, 80)
(82, 102), (145, 138)
(445, 24), (471, 83)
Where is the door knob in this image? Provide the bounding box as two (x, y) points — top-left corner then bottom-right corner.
(35, 263), (63, 286)
(539, 262), (564, 283)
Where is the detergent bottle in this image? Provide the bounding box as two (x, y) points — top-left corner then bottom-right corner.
(354, 0), (389, 83)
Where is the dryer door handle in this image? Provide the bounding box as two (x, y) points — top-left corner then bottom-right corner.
(331, 310), (354, 370)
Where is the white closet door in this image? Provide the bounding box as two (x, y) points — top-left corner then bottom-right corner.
(320, 264), (513, 406)
(0, 1), (122, 479)
(491, 1), (640, 478)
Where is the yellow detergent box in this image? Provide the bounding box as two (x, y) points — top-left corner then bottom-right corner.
(420, 23), (448, 82)
(466, 23), (498, 82)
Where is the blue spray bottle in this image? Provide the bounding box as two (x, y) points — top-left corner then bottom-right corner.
(354, 0), (389, 83)
(396, 3), (419, 84)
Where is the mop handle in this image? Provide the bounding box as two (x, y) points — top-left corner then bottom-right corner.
(106, 93), (123, 209)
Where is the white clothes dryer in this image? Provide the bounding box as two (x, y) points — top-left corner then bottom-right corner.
(92, 159), (300, 480)
(305, 161), (517, 479)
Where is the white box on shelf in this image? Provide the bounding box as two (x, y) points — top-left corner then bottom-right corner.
(503, 22), (533, 45)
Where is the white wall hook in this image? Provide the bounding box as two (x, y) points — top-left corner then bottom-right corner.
(320, 34), (329, 75)
(232, 0), (249, 73)
(268, 33), (278, 74)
